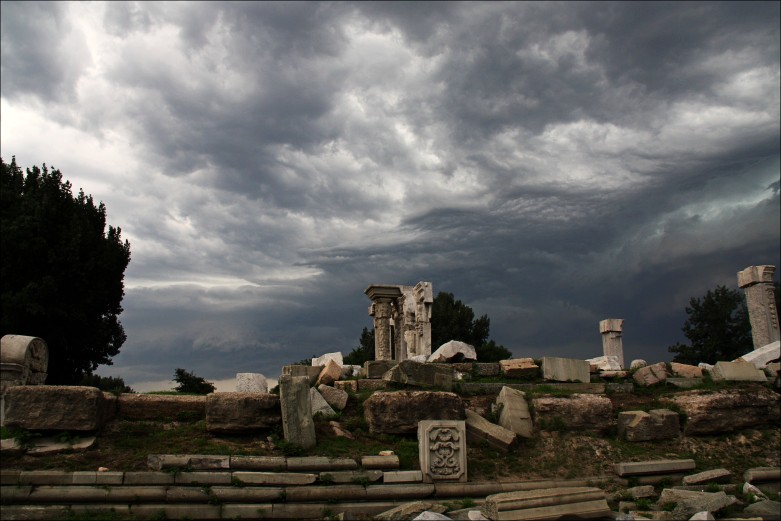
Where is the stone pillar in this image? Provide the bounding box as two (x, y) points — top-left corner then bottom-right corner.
(278, 374), (316, 449)
(366, 285), (404, 361)
(413, 282), (434, 358)
(599, 319), (624, 369)
(738, 265), (780, 349)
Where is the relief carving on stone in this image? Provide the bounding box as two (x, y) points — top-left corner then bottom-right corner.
(428, 426), (462, 477)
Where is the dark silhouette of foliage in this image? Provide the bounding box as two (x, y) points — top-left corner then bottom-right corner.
(668, 285), (755, 364)
(1, 157), (131, 384)
(431, 292), (511, 362)
(79, 373), (134, 394)
(343, 326), (375, 365)
(173, 368), (215, 394)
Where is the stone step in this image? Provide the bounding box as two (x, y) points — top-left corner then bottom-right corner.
(614, 459), (696, 477)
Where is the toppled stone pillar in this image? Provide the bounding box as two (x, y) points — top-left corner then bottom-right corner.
(279, 375), (316, 449)
(0, 335), (49, 392)
(738, 265), (780, 349)
(599, 319), (624, 369)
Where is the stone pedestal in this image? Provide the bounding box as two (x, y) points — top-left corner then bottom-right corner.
(738, 265), (780, 350)
(599, 319), (624, 369)
(0, 335), (49, 391)
(418, 420), (467, 483)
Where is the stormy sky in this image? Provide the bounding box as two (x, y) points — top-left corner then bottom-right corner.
(2, 1), (779, 392)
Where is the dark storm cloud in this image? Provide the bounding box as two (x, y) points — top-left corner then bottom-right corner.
(1, 2), (778, 388)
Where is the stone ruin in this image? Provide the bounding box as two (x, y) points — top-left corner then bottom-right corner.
(365, 281), (433, 361)
(739, 264), (780, 350)
(1, 335), (49, 426)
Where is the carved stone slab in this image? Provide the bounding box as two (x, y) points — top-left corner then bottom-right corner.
(417, 420), (467, 483)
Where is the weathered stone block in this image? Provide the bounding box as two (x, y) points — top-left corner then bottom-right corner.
(617, 409), (679, 442)
(309, 387), (336, 418)
(670, 362), (703, 378)
(282, 364), (322, 385)
(418, 420), (467, 483)
(118, 394), (206, 421)
(744, 467), (781, 483)
(362, 455), (400, 469)
(205, 392), (280, 434)
(365, 360), (399, 379)
(235, 373), (268, 393)
(658, 488), (737, 519)
(541, 357), (590, 383)
(4, 386), (107, 431)
(532, 393), (613, 433)
(614, 459), (696, 476)
(496, 386), (533, 438)
(473, 363), (501, 377)
(482, 487), (609, 520)
(317, 359), (343, 386)
(279, 375), (316, 449)
(364, 391), (465, 434)
(499, 358), (539, 379)
(586, 355), (621, 372)
(633, 362), (668, 386)
(317, 384), (348, 410)
(334, 380), (358, 392)
(710, 361), (767, 382)
(383, 360), (454, 390)
(358, 379), (389, 391)
(682, 469), (732, 485)
(383, 470), (423, 484)
(464, 409), (517, 452)
(229, 455), (286, 471)
(664, 387), (780, 435)
(286, 456), (358, 471)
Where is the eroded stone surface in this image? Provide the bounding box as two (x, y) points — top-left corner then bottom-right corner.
(496, 386), (533, 438)
(118, 394), (206, 421)
(464, 409), (517, 452)
(383, 360), (454, 390)
(279, 375), (316, 449)
(5, 386), (107, 431)
(670, 363), (703, 379)
(532, 393), (613, 433)
(664, 388), (780, 435)
(363, 391), (464, 434)
(738, 265), (780, 350)
(316, 359), (342, 386)
(317, 384), (348, 410)
(312, 352), (344, 367)
(235, 373), (268, 393)
(205, 392), (280, 434)
(710, 361), (767, 382)
(618, 409), (679, 441)
(309, 387), (336, 418)
(633, 362), (668, 386)
(541, 357), (590, 383)
(499, 358), (539, 379)
(600, 318), (624, 368)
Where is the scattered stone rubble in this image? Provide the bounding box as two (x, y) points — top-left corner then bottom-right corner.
(2, 266), (780, 520)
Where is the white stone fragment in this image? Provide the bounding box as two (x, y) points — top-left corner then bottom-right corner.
(630, 359), (647, 370)
(312, 352), (344, 367)
(689, 512), (715, 520)
(586, 355), (621, 371)
(698, 362), (714, 371)
(427, 340), (477, 363)
(235, 373), (268, 393)
(736, 341), (781, 369)
(408, 355), (428, 363)
(309, 387), (336, 418)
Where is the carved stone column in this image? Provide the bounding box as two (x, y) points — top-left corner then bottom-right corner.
(738, 265), (780, 349)
(600, 319), (624, 369)
(365, 285), (404, 361)
(414, 282), (434, 357)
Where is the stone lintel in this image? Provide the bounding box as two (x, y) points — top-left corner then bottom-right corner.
(365, 285), (404, 300)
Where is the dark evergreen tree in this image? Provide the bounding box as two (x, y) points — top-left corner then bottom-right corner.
(79, 374), (134, 394)
(343, 326), (375, 365)
(667, 285), (754, 364)
(431, 292), (511, 362)
(173, 368), (215, 394)
(1, 157), (131, 384)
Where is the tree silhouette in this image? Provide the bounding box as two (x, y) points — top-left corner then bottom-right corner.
(1, 157), (131, 384)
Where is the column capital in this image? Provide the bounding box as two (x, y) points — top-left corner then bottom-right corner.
(738, 265), (776, 288)
(600, 318), (624, 333)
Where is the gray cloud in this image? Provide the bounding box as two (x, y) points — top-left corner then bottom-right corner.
(1, 2), (778, 388)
